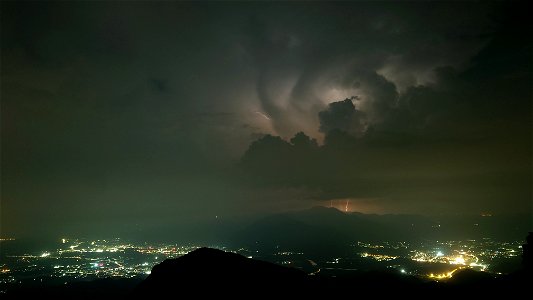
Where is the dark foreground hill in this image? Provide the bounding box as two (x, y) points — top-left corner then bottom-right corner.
(137, 247), (308, 295)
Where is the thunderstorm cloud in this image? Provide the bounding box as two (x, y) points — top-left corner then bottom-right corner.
(1, 1), (531, 238)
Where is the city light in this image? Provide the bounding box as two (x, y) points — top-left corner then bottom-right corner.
(451, 256), (466, 265)
(428, 268), (461, 280)
(359, 252), (398, 261)
(0, 237), (523, 288)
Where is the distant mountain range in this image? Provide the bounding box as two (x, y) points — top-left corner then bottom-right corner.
(130, 206), (531, 249)
(229, 206), (531, 253)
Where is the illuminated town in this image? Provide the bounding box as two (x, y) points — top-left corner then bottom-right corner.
(0, 237), (523, 293)
(354, 239), (522, 279)
(0, 238), (199, 287)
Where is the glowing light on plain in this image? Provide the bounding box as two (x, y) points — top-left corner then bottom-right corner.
(451, 256), (466, 265)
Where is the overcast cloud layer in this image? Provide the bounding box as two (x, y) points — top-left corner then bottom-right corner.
(1, 2), (531, 238)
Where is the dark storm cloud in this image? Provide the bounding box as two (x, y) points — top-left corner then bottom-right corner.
(318, 98), (366, 136)
(236, 1), (497, 139)
(1, 1), (531, 237)
(240, 1), (532, 213)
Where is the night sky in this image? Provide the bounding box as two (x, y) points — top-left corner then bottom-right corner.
(1, 1), (531, 238)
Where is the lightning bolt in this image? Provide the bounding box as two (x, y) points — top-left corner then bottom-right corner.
(255, 111), (271, 120)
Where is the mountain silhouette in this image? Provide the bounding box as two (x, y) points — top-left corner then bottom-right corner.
(136, 247), (308, 297)
(232, 206), (531, 254)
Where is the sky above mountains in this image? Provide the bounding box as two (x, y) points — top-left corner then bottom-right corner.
(2, 1), (531, 238)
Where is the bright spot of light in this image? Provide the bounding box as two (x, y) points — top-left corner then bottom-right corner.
(41, 252), (50, 257)
(400, 269), (406, 274)
(451, 256), (466, 265)
(428, 268), (460, 279)
(469, 262), (487, 271)
(436, 251), (444, 257)
(145, 270), (151, 275)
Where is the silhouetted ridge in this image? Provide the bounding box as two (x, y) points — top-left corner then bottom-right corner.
(447, 269), (494, 285)
(137, 247), (307, 296)
(305, 206), (346, 216)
